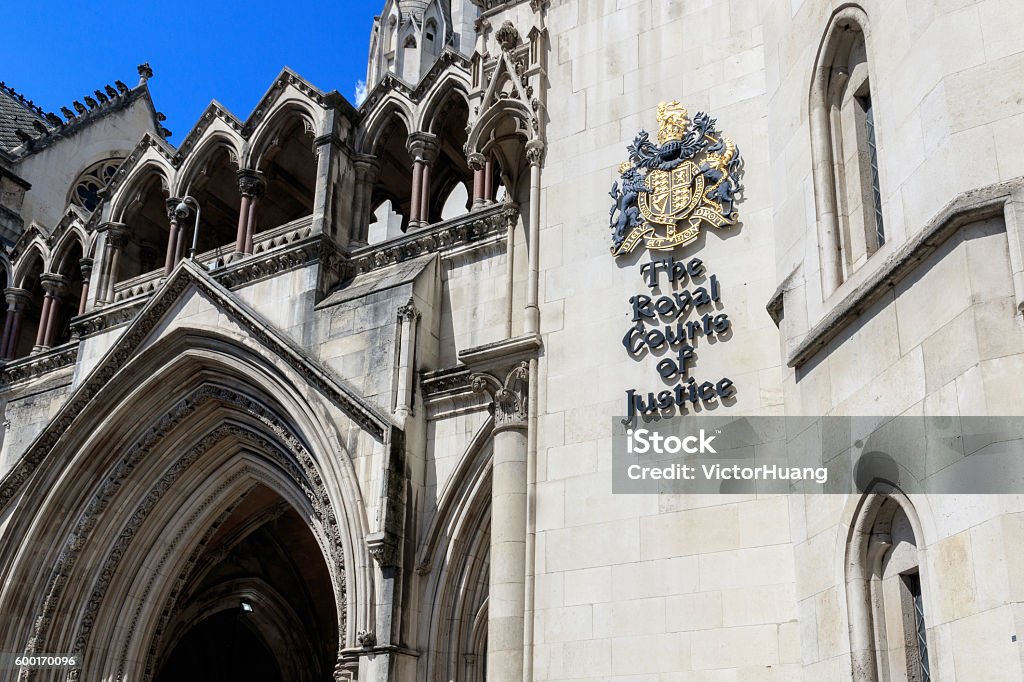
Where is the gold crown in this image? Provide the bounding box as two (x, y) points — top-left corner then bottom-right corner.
(618, 161), (632, 174)
(656, 101), (689, 144)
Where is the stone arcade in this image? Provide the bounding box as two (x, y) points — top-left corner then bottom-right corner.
(2, 0), (1024, 680)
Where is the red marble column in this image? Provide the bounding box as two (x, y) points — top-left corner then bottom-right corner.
(33, 293), (52, 348)
(0, 288), (30, 360)
(420, 160), (432, 225)
(37, 274), (69, 350)
(78, 258), (93, 315)
(236, 169), (265, 255)
(484, 155), (495, 203)
(409, 160), (423, 226)
(164, 199), (181, 275)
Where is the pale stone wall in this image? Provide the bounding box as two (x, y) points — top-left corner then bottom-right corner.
(14, 96), (157, 231)
(528, 0), (794, 678)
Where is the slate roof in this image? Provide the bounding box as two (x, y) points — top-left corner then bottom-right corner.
(0, 83), (48, 153)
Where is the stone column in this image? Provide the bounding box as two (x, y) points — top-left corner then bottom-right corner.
(32, 288), (53, 351)
(407, 132), (439, 229)
(1, 288), (31, 360)
(77, 258), (93, 315)
(98, 223), (129, 303)
(236, 169), (266, 255)
(394, 299), (420, 422)
(473, 362), (530, 682)
(38, 273), (69, 349)
(524, 141), (545, 335)
(409, 159), (423, 227)
(352, 155), (380, 244)
(469, 153), (486, 208)
(485, 154), (495, 204)
(164, 199), (181, 275)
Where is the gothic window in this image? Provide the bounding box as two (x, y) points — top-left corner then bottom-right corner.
(69, 158), (122, 212)
(847, 491), (932, 682)
(811, 7), (884, 293)
(425, 19), (438, 54)
(404, 35), (417, 48)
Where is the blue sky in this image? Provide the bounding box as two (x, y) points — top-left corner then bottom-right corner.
(2, 0), (383, 144)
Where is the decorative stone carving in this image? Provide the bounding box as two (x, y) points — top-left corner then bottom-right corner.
(496, 21), (520, 51)
(472, 361), (530, 431)
(236, 168), (266, 197)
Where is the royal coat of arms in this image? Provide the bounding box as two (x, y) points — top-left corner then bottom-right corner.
(609, 101), (743, 255)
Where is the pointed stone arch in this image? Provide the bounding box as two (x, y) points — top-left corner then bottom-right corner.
(418, 416), (493, 682)
(0, 322), (383, 677)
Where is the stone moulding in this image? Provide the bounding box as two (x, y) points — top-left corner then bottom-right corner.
(0, 342), (78, 387)
(781, 177), (1024, 368)
(349, 203), (507, 276)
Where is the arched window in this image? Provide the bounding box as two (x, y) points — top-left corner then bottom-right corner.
(847, 490), (932, 682)
(425, 19), (438, 55)
(69, 158), (123, 212)
(811, 7), (884, 293)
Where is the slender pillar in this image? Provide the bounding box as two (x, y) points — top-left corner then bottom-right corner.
(164, 199), (181, 275)
(174, 222), (188, 265)
(469, 153), (486, 208)
(38, 274), (69, 349)
(234, 194), (251, 253)
(98, 223), (129, 303)
(420, 159), (432, 225)
(484, 155), (495, 203)
(33, 292), (52, 350)
(474, 363), (530, 682)
(352, 156), (380, 243)
(406, 132), (439, 229)
(409, 160), (423, 226)
(236, 169), (265, 255)
(524, 141), (544, 334)
(1, 288), (31, 360)
(77, 258), (93, 315)
(394, 299), (420, 422)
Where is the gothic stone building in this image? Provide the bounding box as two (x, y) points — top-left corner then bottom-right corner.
(1, 0), (1023, 680)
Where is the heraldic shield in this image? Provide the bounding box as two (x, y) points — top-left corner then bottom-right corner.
(608, 101), (743, 256)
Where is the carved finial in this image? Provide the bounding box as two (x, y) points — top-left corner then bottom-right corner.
(496, 21), (519, 51)
(137, 63), (153, 83)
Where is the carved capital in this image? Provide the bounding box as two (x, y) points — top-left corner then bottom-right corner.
(165, 197), (181, 222)
(397, 298), (420, 322)
(467, 152), (486, 171)
(99, 222), (129, 250)
(4, 287), (31, 310)
(39, 273), (69, 297)
(236, 169), (266, 198)
(525, 140), (545, 167)
(366, 531), (399, 568)
(353, 154), (380, 183)
(407, 132), (440, 162)
(78, 257), (94, 280)
(472, 361), (530, 431)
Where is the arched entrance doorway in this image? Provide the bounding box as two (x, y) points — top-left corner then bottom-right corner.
(155, 486), (337, 682)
